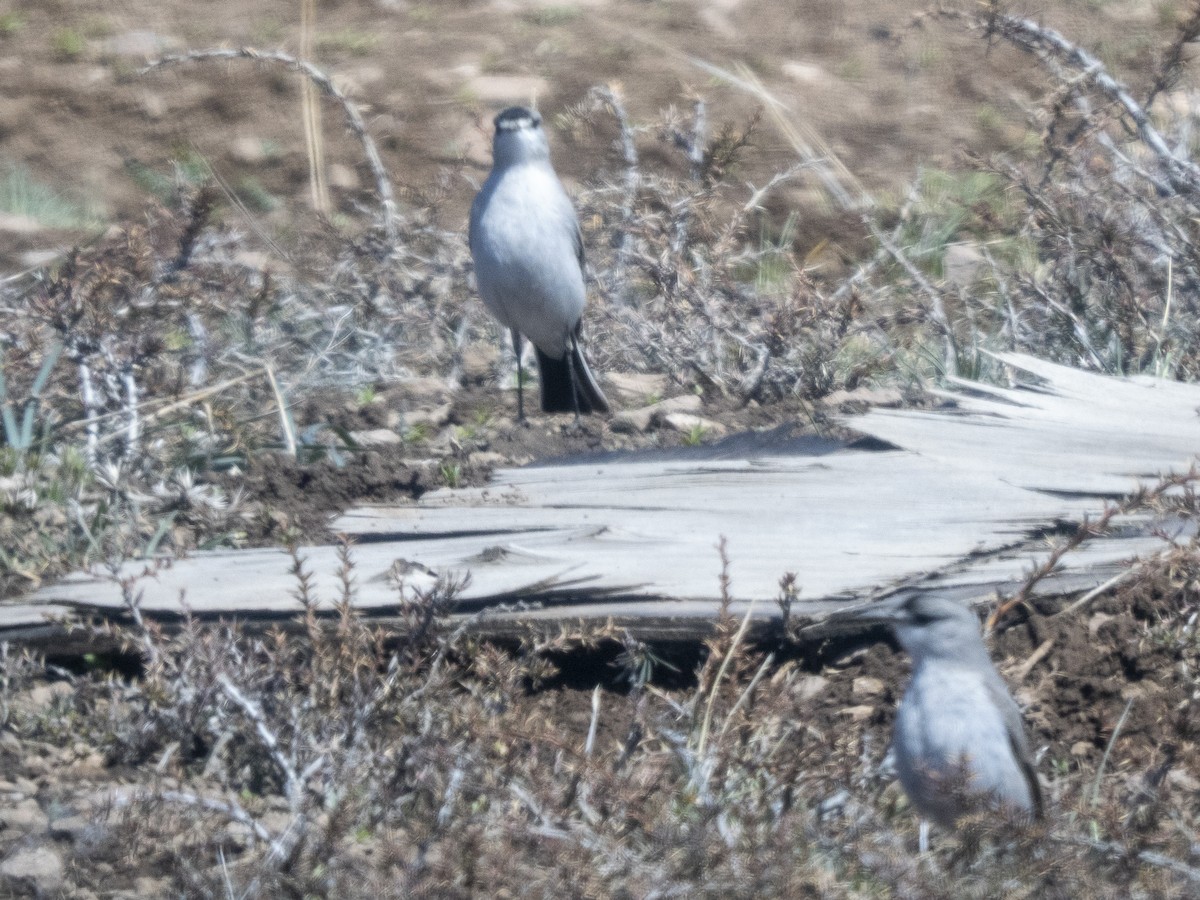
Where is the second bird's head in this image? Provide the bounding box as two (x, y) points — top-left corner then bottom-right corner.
(854, 594), (988, 663)
(492, 106), (551, 168)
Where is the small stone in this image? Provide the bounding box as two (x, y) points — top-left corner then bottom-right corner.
(232, 250), (275, 271)
(461, 343), (501, 381)
(0, 730), (20, 753)
(852, 676), (885, 699)
(662, 413), (727, 439)
(610, 408), (653, 433)
(0, 844), (64, 894)
(822, 385), (904, 409)
(258, 810), (293, 834)
(396, 376), (454, 404)
(403, 402), (453, 430)
(794, 675), (828, 702)
(604, 372), (669, 404)
(71, 752), (107, 776)
(650, 394), (702, 416)
(138, 89), (166, 119)
(98, 30), (179, 60)
(1168, 768), (1200, 792)
(26, 681), (73, 710)
(349, 428), (403, 447)
(134, 876), (171, 897)
(782, 61), (827, 84)
(839, 705), (875, 722)
(611, 394), (702, 433)
(327, 163), (360, 191)
(470, 451), (508, 468)
(230, 136), (270, 165)
(943, 242), (986, 288)
(467, 73), (550, 105)
(0, 798), (49, 834)
(0, 212), (47, 234)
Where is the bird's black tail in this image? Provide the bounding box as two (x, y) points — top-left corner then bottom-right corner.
(535, 338), (610, 415)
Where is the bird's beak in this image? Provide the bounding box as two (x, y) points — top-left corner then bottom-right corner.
(844, 595), (908, 623)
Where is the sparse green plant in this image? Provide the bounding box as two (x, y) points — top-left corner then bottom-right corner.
(0, 163), (101, 228)
(408, 4), (435, 24)
(0, 341), (63, 456)
(440, 461), (461, 487)
(235, 175), (279, 213)
(50, 27), (86, 60)
(522, 6), (580, 26)
(404, 422), (432, 444)
(836, 55), (866, 81)
(1157, 1), (1180, 26)
(0, 13), (24, 36)
(975, 102), (1003, 131)
(749, 210), (800, 292)
(315, 28), (378, 56)
(915, 43), (942, 68)
(251, 18), (286, 44)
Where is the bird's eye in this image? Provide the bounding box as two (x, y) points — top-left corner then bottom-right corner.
(902, 600), (937, 625)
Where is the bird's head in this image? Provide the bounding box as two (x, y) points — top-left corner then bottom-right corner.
(853, 594), (988, 663)
(491, 106), (551, 168)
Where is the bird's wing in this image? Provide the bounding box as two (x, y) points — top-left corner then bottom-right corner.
(988, 675), (1044, 818)
(572, 216), (586, 274)
(467, 191), (482, 254)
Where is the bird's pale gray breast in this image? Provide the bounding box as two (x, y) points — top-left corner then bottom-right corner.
(469, 163), (586, 357)
(894, 661), (1036, 826)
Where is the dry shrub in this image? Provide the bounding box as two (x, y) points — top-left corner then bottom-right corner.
(2, 515), (1195, 897)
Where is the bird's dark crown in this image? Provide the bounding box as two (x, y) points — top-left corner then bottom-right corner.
(495, 106), (542, 132)
(899, 594), (972, 626)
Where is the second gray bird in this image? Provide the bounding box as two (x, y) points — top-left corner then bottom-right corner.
(469, 106), (609, 419)
(856, 595), (1043, 847)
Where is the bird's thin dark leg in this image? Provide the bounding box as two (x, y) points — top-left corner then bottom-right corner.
(566, 334), (582, 422)
(511, 329), (525, 422)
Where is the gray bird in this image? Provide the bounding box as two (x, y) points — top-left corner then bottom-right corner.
(856, 595), (1043, 848)
(468, 106), (609, 420)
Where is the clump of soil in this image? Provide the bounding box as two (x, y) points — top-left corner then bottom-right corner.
(225, 448), (440, 545)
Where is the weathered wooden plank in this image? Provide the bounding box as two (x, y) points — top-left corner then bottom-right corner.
(859, 353), (1200, 494)
(29, 450), (1102, 616)
(7, 353), (1196, 650)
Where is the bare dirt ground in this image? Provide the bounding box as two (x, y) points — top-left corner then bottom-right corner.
(0, 0), (1178, 270)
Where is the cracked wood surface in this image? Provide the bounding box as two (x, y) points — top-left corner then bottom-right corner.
(6, 354), (1198, 649)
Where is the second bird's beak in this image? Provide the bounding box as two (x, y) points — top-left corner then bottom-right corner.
(845, 596), (909, 624)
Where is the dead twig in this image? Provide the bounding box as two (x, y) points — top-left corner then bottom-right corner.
(140, 48), (397, 242)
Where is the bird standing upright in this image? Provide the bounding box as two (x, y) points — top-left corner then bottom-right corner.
(856, 595), (1043, 850)
(468, 106), (609, 420)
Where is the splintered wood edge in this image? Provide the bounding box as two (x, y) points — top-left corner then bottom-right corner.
(0, 559), (1123, 656)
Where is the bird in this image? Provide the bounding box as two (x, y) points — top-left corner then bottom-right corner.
(468, 106), (610, 420)
(855, 594), (1043, 850)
